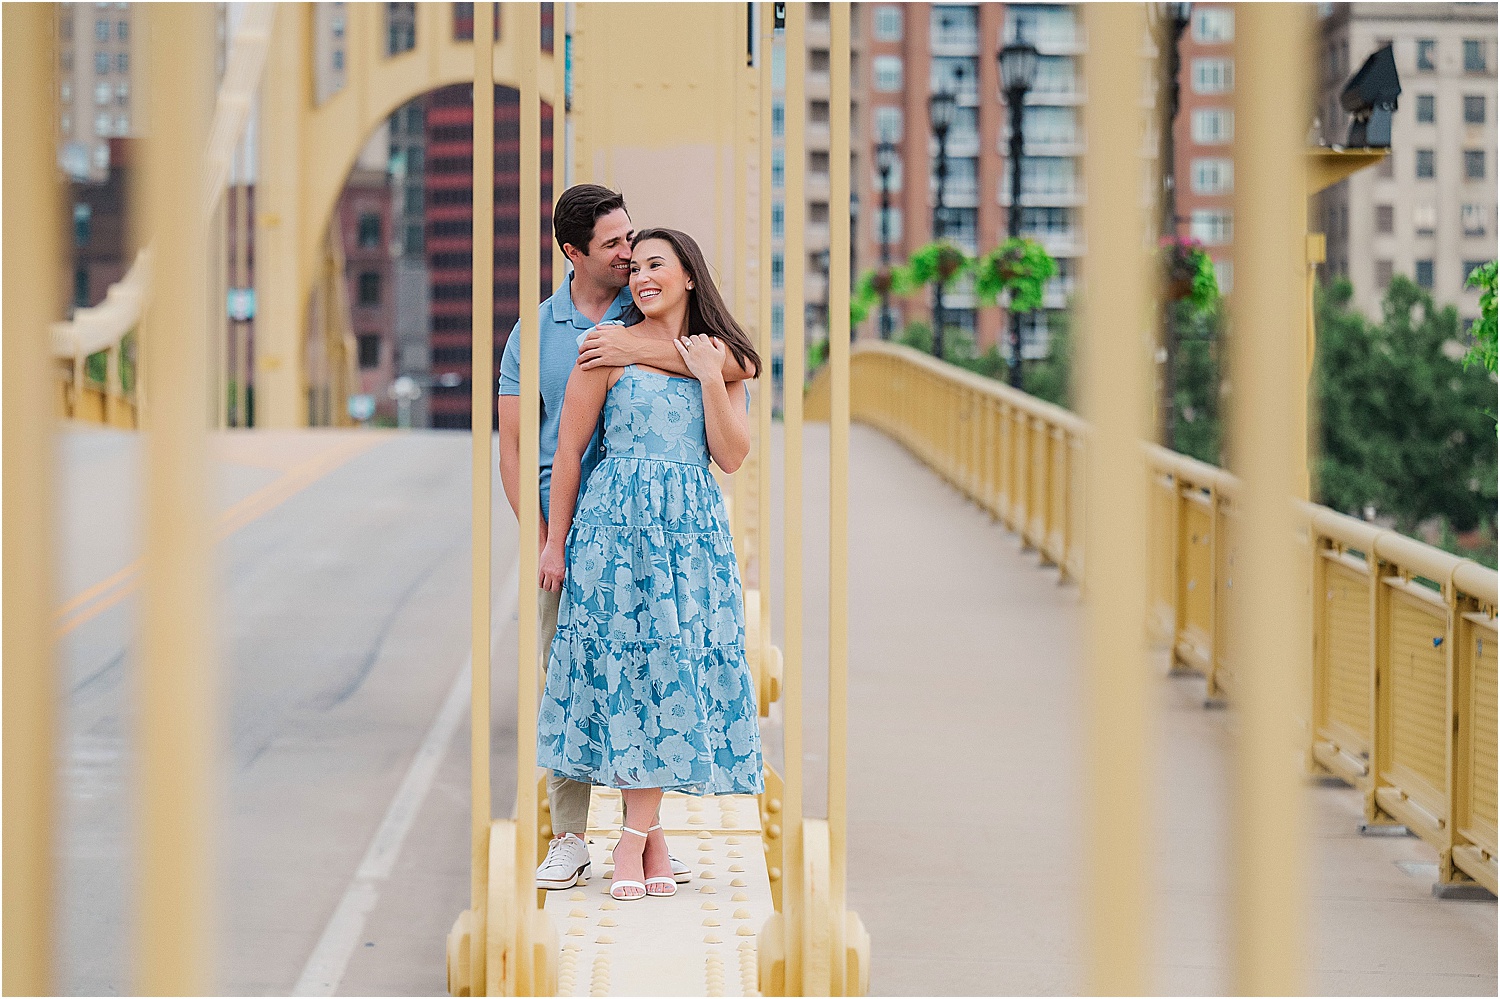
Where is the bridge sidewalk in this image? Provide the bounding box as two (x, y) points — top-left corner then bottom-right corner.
(777, 423), (1495, 996)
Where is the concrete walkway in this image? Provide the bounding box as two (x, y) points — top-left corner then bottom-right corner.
(778, 423), (1496, 996)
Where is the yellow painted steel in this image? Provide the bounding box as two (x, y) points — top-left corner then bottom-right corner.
(1232, 8), (1312, 990)
(1076, 6), (1154, 991)
(135, 5), (219, 992)
(552, 3), (567, 291)
(3, 5), (62, 993)
(755, 4), (781, 723)
(767, 2), (807, 993)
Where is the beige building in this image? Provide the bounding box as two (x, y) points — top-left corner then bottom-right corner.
(1317, 2), (1498, 329)
(56, 2), (142, 183)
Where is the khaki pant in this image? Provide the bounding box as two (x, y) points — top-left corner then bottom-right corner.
(539, 586), (592, 836)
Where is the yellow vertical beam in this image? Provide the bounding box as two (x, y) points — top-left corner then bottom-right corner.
(2, 5), (60, 993)
(1078, 5), (1152, 993)
(515, 7), (544, 980)
(782, 2), (807, 989)
(470, 6), (495, 993)
(256, 3), (310, 427)
(137, 4), (217, 992)
(551, 2), (567, 290)
(757, 2), (775, 695)
(827, 6), (851, 992)
(1231, 6), (1309, 993)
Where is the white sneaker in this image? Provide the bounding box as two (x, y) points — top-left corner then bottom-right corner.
(536, 833), (592, 890)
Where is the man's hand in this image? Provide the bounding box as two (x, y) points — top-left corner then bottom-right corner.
(577, 322), (637, 370)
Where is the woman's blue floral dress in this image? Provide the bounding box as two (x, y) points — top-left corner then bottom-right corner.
(537, 366), (764, 795)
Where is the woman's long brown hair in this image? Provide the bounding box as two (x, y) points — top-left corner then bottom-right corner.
(631, 227), (762, 378)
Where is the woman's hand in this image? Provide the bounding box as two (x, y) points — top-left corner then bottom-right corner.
(674, 334), (728, 385)
(539, 539), (567, 592)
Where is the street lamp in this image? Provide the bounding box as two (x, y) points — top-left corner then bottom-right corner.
(876, 139), (899, 339)
(929, 86), (957, 359)
(999, 30), (1039, 388)
(1152, 2), (1192, 446)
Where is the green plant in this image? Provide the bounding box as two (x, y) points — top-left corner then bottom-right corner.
(974, 237), (1057, 313)
(900, 240), (972, 290)
(897, 320), (933, 353)
(1159, 235), (1219, 315)
(1463, 260), (1497, 375)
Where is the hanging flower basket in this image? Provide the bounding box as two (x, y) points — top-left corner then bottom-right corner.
(974, 237), (1057, 313)
(1159, 235), (1219, 313)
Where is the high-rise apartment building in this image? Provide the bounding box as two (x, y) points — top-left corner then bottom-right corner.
(1317, 2), (1497, 327)
(339, 128), (398, 423)
(851, 2), (1084, 359)
(423, 84), (556, 429)
(1174, 4), (1237, 294)
(56, 2), (140, 184)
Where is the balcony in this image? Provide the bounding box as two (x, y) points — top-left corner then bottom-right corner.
(998, 185), (1085, 208)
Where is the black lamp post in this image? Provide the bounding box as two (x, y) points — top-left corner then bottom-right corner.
(876, 140), (898, 339)
(928, 87), (956, 359)
(1155, 2), (1192, 447)
(999, 31), (1039, 388)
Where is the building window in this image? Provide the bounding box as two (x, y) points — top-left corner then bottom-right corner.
(772, 100), (785, 137)
(1375, 204), (1394, 234)
(873, 6), (902, 42)
(1413, 204), (1437, 236)
(358, 212), (382, 249)
(810, 49), (830, 74)
(1031, 55), (1076, 96)
(405, 223), (423, 254)
(114, 114), (127, 135)
(116, 51), (127, 73)
(810, 101), (830, 126)
(810, 202), (829, 225)
(1020, 207), (1072, 236)
(1464, 95), (1486, 124)
(1191, 157), (1233, 195)
(1464, 260), (1487, 285)
(1007, 4), (1075, 46)
(358, 272), (382, 306)
(1416, 93), (1435, 123)
(874, 106), (902, 143)
(1416, 148), (1435, 178)
(1191, 58), (1234, 94)
(771, 254), (784, 289)
(115, 82), (128, 105)
(1464, 39), (1486, 72)
(881, 206), (904, 244)
(117, 19), (127, 41)
(1416, 39), (1436, 71)
(1019, 156), (1076, 197)
(1191, 108), (1233, 144)
(1465, 149), (1486, 180)
(61, 113), (71, 134)
(95, 82), (111, 106)
(873, 55), (903, 92)
(1190, 209), (1233, 245)
(357, 334), (381, 369)
(771, 150), (784, 188)
(1193, 8), (1233, 43)
(1214, 259), (1233, 294)
(95, 52), (110, 75)
(95, 112), (111, 137)
(1415, 259), (1434, 289)
(95, 17), (109, 41)
(332, 48), (344, 72)
(770, 304), (784, 339)
(930, 5), (978, 48)
(1462, 203), (1487, 237)
(930, 56), (978, 101)
(1375, 259), (1393, 287)
(771, 204), (784, 239)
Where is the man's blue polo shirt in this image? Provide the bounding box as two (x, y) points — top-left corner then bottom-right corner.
(498, 273), (640, 517)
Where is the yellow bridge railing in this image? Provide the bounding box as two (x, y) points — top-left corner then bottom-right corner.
(808, 339), (1499, 898)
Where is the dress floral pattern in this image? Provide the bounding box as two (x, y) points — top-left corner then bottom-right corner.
(537, 366), (765, 795)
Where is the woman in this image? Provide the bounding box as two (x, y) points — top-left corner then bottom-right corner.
(537, 228), (764, 902)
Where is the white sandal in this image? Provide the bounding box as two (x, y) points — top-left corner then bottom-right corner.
(643, 824), (677, 897)
(610, 826), (649, 901)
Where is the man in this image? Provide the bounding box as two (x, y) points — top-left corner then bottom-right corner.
(497, 184), (753, 889)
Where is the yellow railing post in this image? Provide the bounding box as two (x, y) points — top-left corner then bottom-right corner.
(2, 5), (62, 993)
(137, 4), (218, 992)
(1230, 5), (1312, 992)
(469, 0), (496, 990)
(1077, 4), (1152, 992)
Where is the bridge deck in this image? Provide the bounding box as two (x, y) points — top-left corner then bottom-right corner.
(51, 424), (1495, 995)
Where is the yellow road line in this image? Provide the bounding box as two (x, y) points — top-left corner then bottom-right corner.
(54, 435), (383, 638)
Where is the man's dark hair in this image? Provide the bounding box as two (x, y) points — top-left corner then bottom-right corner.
(553, 184), (627, 258)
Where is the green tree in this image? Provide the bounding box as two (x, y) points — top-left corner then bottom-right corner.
(1023, 308), (1071, 408)
(1315, 275), (1498, 536)
(1170, 300), (1223, 465)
